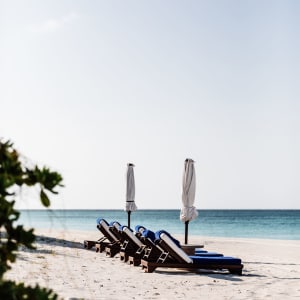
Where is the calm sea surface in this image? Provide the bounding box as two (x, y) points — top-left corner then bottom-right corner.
(18, 209), (300, 240)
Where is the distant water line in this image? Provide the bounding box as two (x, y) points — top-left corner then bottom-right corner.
(17, 209), (300, 240)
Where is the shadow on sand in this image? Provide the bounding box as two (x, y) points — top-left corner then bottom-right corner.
(16, 234), (85, 261)
(155, 269), (244, 281)
(34, 235), (83, 249)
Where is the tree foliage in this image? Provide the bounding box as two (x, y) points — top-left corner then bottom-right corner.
(0, 139), (63, 299)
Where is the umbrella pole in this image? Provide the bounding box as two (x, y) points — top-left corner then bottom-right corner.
(128, 211), (131, 228)
(184, 221), (189, 244)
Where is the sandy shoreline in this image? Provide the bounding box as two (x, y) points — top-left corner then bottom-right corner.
(5, 228), (300, 299)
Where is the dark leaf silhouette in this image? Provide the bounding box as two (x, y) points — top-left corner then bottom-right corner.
(0, 139), (63, 299)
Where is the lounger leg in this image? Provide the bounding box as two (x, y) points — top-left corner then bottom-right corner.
(127, 256), (139, 266)
(120, 252), (126, 262)
(229, 268), (243, 275)
(141, 262), (156, 273)
(83, 240), (96, 249)
(110, 246), (120, 257)
(143, 265), (156, 273)
(99, 243), (106, 253)
(133, 260), (140, 266)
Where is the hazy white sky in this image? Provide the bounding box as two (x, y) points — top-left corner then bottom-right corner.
(1, 0), (299, 209)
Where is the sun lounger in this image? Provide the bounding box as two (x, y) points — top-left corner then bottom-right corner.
(134, 225), (147, 238)
(141, 231), (243, 274)
(93, 218), (121, 255)
(109, 221), (123, 239)
(130, 227), (220, 265)
(83, 218), (116, 251)
(126, 225), (149, 266)
(97, 219), (119, 242)
(118, 225), (146, 264)
(129, 226), (185, 266)
(136, 229), (166, 263)
(127, 226), (167, 266)
(102, 221), (124, 257)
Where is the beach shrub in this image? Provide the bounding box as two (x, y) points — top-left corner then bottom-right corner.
(0, 139), (63, 299)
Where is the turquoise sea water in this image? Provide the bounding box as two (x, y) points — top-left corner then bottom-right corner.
(18, 209), (300, 240)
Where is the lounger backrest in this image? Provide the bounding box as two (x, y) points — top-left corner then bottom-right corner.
(123, 227), (144, 247)
(160, 233), (193, 264)
(155, 230), (181, 248)
(109, 221), (123, 239)
(100, 219), (118, 242)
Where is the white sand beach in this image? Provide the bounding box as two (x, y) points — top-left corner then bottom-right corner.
(5, 229), (300, 300)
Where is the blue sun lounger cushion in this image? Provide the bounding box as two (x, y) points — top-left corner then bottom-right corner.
(96, 217), (103, 224)
(109, 221), (122, 233)
(190, 256), (242, 265)
(135, 225), (147, 234)
(109, 221), (121, 227)
(142, 229), (156, 243)
(194, 248), (223, 256)
(119, 225), (129, 232)
(194, 252), (223, 257)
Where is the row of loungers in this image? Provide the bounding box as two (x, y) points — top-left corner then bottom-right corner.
(83, 218), (243, 275)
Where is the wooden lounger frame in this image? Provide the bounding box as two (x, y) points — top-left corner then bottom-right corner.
(140, 259), (243, 274)
(83, 230), (109, 251)
(83, 219), (122, 256)
(104, 223), (123, 257)
(140, 235), (243, 274)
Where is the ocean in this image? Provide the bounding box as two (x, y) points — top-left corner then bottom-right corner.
(18, 209), (300, 240)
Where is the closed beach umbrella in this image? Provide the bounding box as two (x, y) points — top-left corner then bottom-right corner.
(180, 158), (198, 244)
(125, 163), (137, 228)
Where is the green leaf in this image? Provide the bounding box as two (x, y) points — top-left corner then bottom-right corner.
(40, 189), (50, 207)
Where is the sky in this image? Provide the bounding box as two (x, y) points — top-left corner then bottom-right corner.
(1, 0), (299, 210)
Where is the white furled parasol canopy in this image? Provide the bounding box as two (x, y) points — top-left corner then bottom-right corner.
(180, 158), (198, 244)
(125, 163), (137, 228)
